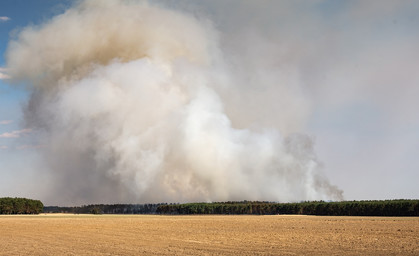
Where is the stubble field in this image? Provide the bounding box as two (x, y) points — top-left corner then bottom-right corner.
(0, 214), (418, 255)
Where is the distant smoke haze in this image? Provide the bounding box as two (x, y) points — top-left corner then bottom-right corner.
(5, 0), (346, 205)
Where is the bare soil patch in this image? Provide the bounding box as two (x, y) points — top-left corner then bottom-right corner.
(0, 214), (417, 255)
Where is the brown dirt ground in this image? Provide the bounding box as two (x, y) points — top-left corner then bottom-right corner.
(0, 214), (418, 255)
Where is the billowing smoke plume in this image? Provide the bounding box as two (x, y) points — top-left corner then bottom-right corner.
(6, 0), (343, 205)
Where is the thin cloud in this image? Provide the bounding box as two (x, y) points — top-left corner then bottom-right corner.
(0, 73), (10, 79)
(0, 129), (32, 138)
(0, 16), (10, 22)
(0, 67), (10, 80)
(16, 144), (45, 150)
(0, 145), (8, 150)
(0, 120), (13, 125)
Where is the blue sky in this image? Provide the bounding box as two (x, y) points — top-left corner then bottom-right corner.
(0, 0), (73, 120)
(1, 1), (72, 118)
(0, 0), (418, 204)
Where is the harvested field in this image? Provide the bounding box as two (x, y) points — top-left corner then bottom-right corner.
(0, 214), (418, 255)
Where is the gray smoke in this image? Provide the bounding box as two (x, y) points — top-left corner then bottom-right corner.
(6, 0), (343, 205)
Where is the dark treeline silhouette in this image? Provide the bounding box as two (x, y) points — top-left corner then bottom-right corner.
(44, 200), (419, 216)
(156, 200), (419, 216)
(44, 203), (166, 214)
(0, 197), (44, 214)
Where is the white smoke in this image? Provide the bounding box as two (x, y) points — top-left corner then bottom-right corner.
(6, 0), (342, 205)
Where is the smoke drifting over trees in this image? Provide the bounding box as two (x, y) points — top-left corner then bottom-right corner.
(6, 0), (344, 205)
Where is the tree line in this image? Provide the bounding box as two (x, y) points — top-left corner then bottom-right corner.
(156, 200), (419, 216)
(43, 200), (419, 216)
(0, 197), (44, 214)
(44, 203), (165, 214)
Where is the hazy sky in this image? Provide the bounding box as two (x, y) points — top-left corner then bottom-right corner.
(0, 0), (418, 205)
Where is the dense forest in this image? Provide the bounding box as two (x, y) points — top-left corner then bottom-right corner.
(44, 200), (419, 216)
(156, 200), (419, 216)
(0, 197), (44, 214)
(44, 203), (165, 214)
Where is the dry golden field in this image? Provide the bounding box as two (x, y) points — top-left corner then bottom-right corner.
(0, 214), (418, 255)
